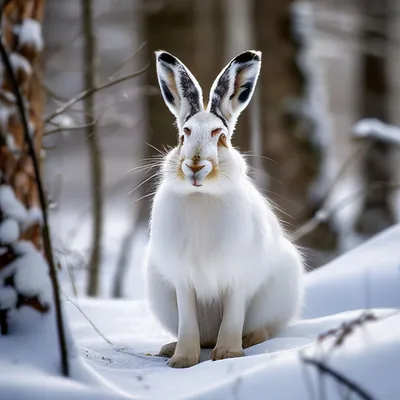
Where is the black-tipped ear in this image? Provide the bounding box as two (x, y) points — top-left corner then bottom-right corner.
(207, 50), (261, 130)
(155, 51), (203, 127)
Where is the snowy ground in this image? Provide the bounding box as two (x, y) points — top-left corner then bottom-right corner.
(2, 224), (399, 399)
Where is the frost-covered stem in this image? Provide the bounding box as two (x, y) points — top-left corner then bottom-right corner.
(82, 0), (102, 297)
(0, 37), (69, 376)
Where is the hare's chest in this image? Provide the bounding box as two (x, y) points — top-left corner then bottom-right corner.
(151, 192), (249, 265)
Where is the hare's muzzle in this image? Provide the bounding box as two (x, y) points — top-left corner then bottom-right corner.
(182, 159), (213, 187)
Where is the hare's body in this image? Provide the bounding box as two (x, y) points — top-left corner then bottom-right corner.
(145, 50), (304, 368)
(147, 172), (303, 347)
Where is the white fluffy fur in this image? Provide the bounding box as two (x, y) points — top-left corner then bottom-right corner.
(146, 50), (304, 368)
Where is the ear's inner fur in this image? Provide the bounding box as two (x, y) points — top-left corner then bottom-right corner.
(209, 51), (261, 128)
(158, 53), (202, 121)
(179, 70), (202, 121)
(209, 73), (229, 128)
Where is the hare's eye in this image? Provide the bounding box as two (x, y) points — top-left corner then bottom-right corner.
(183, 127), (191, 135)
(211, 128), (222, 137)
(218, 133), (228, 148)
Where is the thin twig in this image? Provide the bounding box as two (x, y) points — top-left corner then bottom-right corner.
(65, 297), (113, 346)
(43, 121), (97, 136)
(45, 65), (149, 123)
(108, 41), (147, 80)
(319, 141), (370, 210)
(293, 182), (400, 241)
(302, 357), (374, 400)
(0, 36), (70, 376)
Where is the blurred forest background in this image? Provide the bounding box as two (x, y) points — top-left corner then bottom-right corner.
(40, 0), (400, 299)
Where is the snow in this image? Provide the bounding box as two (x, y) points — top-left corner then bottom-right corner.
(0, 89), (16, 104)
(1, 224), (400, 399)
(11, 241), (52, 305)
(304, 223), (400, 318)
(0, 286), (18, 310)
(0, 95), (16, 134)
(10, 52), (32, 77)
(0, 218), (19, 244)
(18, 19), (44, 52)
(352, 118), (400, 146)
(51, 114), (76, 128)
(24, 206), (44, 229)
(5, 133), (19, 155)
(0, 185), (28, 222)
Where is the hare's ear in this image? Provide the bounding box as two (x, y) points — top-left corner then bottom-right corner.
(156, 51), (203, 127)
(207, 50), (261, 130)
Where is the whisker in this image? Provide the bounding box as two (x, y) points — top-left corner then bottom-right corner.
(127, 171), (161, 195)
(242, 152), (277, 165)
(145, 142), (168, 156)
(131, 191), (157, 204)
(124, 162), (164, 175)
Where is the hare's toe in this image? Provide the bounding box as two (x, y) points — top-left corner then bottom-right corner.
(158, 341), (177, 357)
(242, 327), (276, 349)
(211, 347), (244, 361)
(168, 353), (199, 368)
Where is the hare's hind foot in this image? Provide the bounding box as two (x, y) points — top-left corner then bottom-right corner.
(242, 327), (277, 349)
(158, 341), (177, 357)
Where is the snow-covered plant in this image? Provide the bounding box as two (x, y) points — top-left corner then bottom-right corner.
(0, 8), (52, 336)
(0, 184), (50, 334)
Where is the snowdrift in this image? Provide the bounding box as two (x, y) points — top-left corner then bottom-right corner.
(1, 224), (400, 399)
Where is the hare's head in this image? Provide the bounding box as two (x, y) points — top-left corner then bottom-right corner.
(156, 50), (261, 193)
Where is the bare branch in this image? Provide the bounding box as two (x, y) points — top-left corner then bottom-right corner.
(43, 121), (96, 136)
(302, 357), (374, 400)
(108, 41), (147, 80)
(44, 65), (149, 123)
(293, 182), (400, 241)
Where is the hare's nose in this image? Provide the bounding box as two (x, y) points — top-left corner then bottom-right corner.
(186, 163), (205, 174)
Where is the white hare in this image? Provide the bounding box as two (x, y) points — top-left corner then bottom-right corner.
(146, 50), (304, 368)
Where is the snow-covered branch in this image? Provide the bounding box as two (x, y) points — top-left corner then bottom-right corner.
(352, 119), (400, 146)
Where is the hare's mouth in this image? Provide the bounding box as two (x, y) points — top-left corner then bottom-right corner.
(181, 159), (213, 187)
(192, 179), (202, 187)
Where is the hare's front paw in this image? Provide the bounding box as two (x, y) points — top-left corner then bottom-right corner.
(211, 347), (244, 361)
(168, 352), (200, 368)
(158, 341), (177, 357)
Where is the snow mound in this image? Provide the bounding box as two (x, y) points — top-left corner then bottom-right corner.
(1, 224), (399, 399)
(63, 225), (400, 399)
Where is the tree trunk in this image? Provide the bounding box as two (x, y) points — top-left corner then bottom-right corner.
(0, 0), (49, 332)
(253, 0), (336, 261)
(82, 0), (103, 297)
(354, 0), (395, 236)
